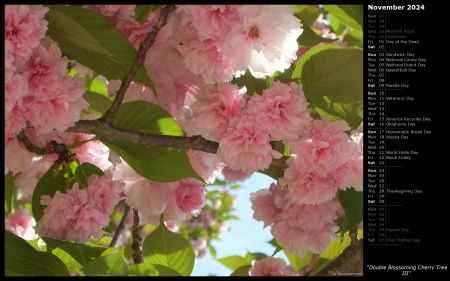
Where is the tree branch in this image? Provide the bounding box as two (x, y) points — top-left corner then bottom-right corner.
(102, 5), (176, 124)
(131, 209), (144, 264)
(110, 205), (131, 247)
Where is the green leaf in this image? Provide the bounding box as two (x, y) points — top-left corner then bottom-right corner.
(82, 91), (113, 117)
(292, 45), (363, 130)
(5, 230), (70, 276)
(309, 231), (351, 276)
(216, 255), (251, 271)
(45, 5), (153, 89)
(32, 166), (70, 222)
(298, 19), (337, 47)
(230, 265), (252, 276)
(42, 237), (109, 267)
(83, 248), (129, 276)
(143, 216), (195, 276)
(50, 248), (83, 272)
(258, 164), (285, 181)
(231, 69), (268, 96)
(129, 263), (159, 276)
(99, 138), (203, 182)
(44, 6), (111, 56)
(85, 75), (109, 95)
(114, 101), (185, 136)
(74, 162), (104, 189)
(245, 252), (267, 262)
(285, 250), (315, 272)
(134, 5), (163, 24)
(152, 264), (183, 276)
(323, 5), (363, 37)
(338, 188), (363, 235)
(4, 171), (18, 213)
(208, 244), (217, 259)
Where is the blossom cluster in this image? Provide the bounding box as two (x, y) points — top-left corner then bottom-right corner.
(5, 5), (89, 176)
(250, 119), (363, 257)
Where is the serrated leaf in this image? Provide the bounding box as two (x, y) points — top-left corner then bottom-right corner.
(114, 101), (185, 136)
(143, 216), (195, 276)
(338, 188), (363, 235)
(45, 5), (153, 89)
(231, 265), (252, 276)
(5, 230), (70, 276)
(32, 166), (70, 222)
(216, 255), (251, 271)
(83, 91), (113, 117)
(83, 248), (129, 276)
(99, 137), (203, 182)
(74, 162), (104, 189)
(43, 237), (109, 267)
(292, 45), (363, 130)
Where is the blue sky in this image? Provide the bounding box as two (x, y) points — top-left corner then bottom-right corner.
(191, 172), (288, 276)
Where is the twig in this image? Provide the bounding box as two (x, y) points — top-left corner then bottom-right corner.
(102, 5), (176, 124)
(110, 205), (131, 247)
(131, 209), (144, 264)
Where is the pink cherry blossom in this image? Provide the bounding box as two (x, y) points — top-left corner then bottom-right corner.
(5, 208), (38, 240)
(221, 5), (302, 78)
(83, 5), (136, 25)
(5, 134), (32, 176)
(280, 153), (339, 205)
(289, 116), (355, 178)
(250, 183), (282, 228)
(175, 178), (207, 216)
(14, 156), (51, 201)
(114, 160), (183, 225)
(335, 128), (363, 191)
(187, 150), (223, 184)
(190, 83), (246, 141)
(222, 167), (253, 182)
(35, 184), (107, 243)
(179, 38), (235, 83)
(4, 5), (49, 62)
(87, 169), (125, 215)
(270, 200), (341, 257)
(249, 257), (301, 276)
(217, 114), (282, 173)
(246, 81), (312, 141)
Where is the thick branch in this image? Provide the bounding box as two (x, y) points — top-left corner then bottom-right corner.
(102, 5), (176, 124)
(65, 119), (289, 168)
